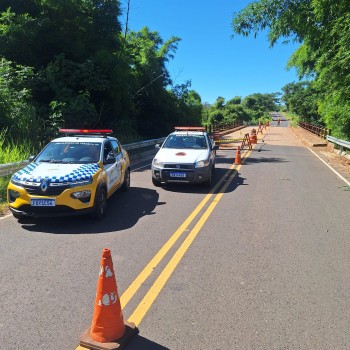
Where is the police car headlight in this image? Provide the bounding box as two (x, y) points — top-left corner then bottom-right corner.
(71, 190), (91, 199)
(70, 190), (91, 203)
(153, 158), (164, 168)
(195, 160), (209, 168)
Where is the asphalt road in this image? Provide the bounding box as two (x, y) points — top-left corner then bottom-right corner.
(1, 122), (349, 350)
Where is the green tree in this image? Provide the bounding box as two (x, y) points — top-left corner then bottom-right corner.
(232, 0), (350, 139)
(125, 27), (182, 137)
(281, 81), (320, 122)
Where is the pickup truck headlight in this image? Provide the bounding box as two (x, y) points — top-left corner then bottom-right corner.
(195, 160), (209, 168)
(153, 158), (164, 168)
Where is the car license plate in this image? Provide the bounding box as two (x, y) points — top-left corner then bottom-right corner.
(31, 199), (56, 207)
(170, 171), (186, 178)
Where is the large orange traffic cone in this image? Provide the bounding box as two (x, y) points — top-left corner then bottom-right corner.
(80, 248), (138, 350)
(235, 146), (242, 165)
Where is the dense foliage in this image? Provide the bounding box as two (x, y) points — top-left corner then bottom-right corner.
(0, 0), (205, 149)
(232, 0), (350, 140)
(202, 93), (279, 128)
(0, 0), (291, 155)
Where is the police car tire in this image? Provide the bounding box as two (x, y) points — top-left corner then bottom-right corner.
(121, 168), (130, 192)
(92, 187), (107, 220)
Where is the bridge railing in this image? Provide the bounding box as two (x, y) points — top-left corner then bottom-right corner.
(298, 121), (330, 138)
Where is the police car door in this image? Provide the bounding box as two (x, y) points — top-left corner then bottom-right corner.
(111, 139), (126, 185)
(103, 140), (121, 195)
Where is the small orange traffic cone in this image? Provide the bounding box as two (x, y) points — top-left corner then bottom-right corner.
(80, 248), (138, 350)
(235, 146), (242, 165)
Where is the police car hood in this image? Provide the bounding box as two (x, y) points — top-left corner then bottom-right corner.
(12, 162), (100, 183)
(155, 148), (208, 163)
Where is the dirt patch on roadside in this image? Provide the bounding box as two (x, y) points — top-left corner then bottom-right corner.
(0, 204), (10, 217)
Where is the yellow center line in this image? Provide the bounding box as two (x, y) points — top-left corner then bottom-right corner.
(75, 147), (254, 350)
(127, 149), (253, 326)
(120, 149), (251, 309)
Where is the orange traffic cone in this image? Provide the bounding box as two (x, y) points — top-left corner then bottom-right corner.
(235, 146), (242, 165)
(80, 248), (138, 350)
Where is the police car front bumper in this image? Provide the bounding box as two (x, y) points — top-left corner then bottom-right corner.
(7, 182), (97, 218)
(9, 205), (94, 218)
(152, 165), (211, 184)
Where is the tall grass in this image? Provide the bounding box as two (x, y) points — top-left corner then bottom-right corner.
(0, 130), (35, 211)
(0, 129), (35, 163)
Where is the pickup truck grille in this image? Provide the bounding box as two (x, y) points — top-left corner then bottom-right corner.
(163, 164), (194, 170)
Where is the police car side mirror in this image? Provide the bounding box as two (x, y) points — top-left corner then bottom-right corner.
(104, 155), (116, 164)
(28, 155), (35, 162)
(155, 143), (161, 149)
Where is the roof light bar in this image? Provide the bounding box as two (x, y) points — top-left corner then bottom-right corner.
(174, 126), (206, 131)
(59, 129), (113, 135)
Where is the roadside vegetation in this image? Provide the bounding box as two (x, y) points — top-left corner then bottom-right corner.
(1, 0), (350, 210)
(0, 130), (34, 213)
(232, 0), (350, 141)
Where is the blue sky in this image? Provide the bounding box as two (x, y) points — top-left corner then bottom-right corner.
(119, 0), (300, 104)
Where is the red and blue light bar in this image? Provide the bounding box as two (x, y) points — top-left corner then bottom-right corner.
(59, 129), (113, 135)
(174, 126), (206, 131)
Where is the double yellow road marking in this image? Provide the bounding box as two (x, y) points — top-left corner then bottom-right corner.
(76, 148), (254, 349)
(122, 147), (254, 326)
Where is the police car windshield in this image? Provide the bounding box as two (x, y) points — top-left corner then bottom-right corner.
(36, 142), (101, 164)
(163, 135), (207, 149)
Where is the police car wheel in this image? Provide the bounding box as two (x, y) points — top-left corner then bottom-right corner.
(92, 187), (107, 220)
(121, 168), (130, 192)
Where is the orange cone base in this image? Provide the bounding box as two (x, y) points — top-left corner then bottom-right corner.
(80, 322), (138, 350)
(234, 157), (241, 165)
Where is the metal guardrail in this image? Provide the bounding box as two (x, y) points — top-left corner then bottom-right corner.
(0, 161), (29, 178)
(327, 135), (350, 150)
(123, 137), (166, 151)
(0, 122), (244, 178)
(0, 137), (167, 178)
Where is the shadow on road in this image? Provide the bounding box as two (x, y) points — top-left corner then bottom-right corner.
(161, 167), (247, 195)
(127, 335), (169, 350)
(19, 187), (162, 234)
(243, 155), (289, 165)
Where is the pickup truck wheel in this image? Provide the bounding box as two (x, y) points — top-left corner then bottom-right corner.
(203, 167), (212, 187)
